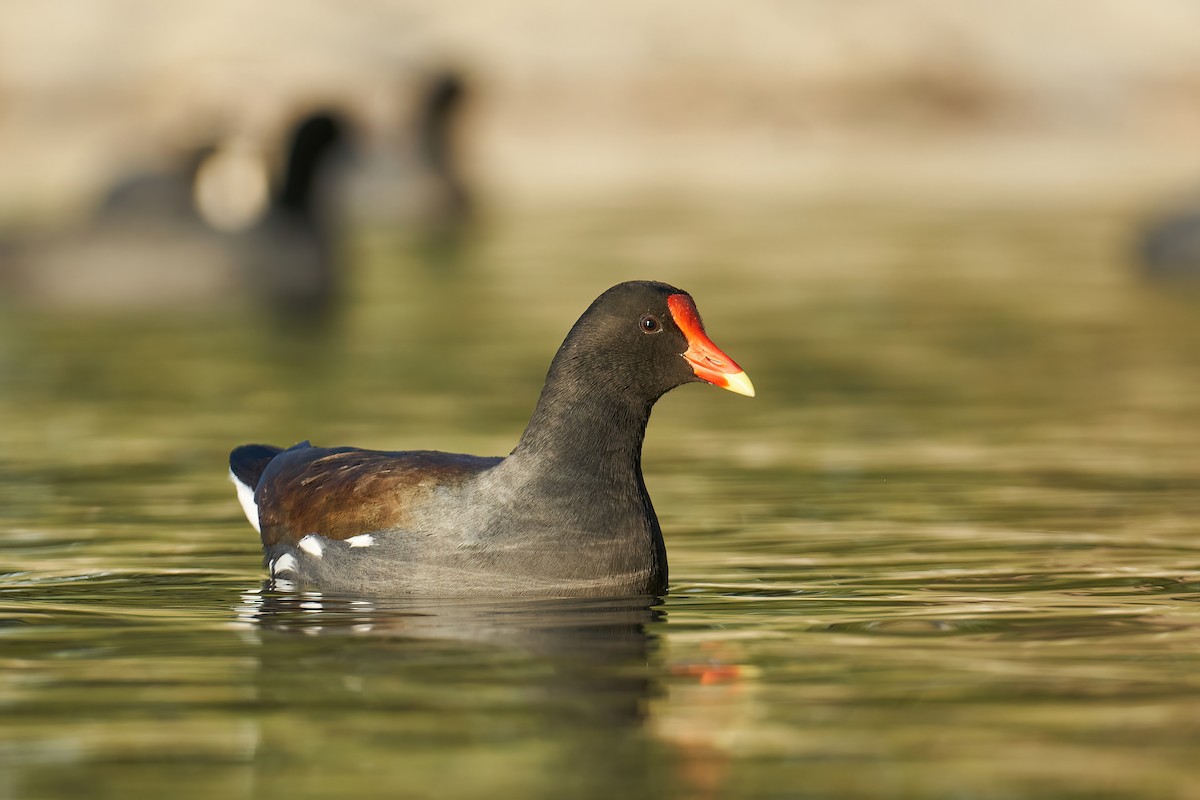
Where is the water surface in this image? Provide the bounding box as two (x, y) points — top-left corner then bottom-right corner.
(2, 199), (1200, 798)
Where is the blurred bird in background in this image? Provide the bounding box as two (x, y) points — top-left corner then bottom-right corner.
(0, 110), (347, 314)
(0, 68), (473, 315)
(1137, 193), (1200, 281)
(333, 69), (472, 237)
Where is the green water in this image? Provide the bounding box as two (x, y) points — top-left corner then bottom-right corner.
(2, 199), (1200, 799)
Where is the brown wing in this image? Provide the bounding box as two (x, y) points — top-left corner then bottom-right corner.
(255, 444), (501, 547)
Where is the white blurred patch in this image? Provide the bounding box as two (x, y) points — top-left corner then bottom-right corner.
(346, 534), (375, 548)
(195, 141), (269, 231)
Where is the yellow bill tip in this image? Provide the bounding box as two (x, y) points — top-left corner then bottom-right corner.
(721, 370), (756, 398)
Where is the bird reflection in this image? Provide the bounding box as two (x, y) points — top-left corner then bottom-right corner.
(236, 589), (663, 726)
(239, 589), (658, 656)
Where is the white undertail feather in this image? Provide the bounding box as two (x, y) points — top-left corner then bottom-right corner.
(228, 468), (262, 534)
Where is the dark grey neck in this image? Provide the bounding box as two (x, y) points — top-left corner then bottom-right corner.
(508, 354), (656, 488)
(477, 344), (669, 594)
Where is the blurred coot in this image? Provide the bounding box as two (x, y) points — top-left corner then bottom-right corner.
(0, 111), (348, 315)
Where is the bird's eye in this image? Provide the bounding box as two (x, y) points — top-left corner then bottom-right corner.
(640, 315), (661, 334)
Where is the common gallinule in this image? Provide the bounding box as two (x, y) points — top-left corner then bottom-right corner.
(229, 280), (754, 597)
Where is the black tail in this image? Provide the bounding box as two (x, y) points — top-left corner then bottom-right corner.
(229, 444), (284, 489)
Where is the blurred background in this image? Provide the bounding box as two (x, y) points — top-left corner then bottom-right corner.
(3, 1), (1200, 216)
(4, 3), (1200, 799)
(4, 1), (1200, 310)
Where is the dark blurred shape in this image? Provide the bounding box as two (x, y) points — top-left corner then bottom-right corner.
(337, 69), (473, 247)
(0, 110), (350, 315)
(1137, 195), (1200, 280)
(418, 70), (472, 225)
(97, 145), (217, 221)
(251, 111), (347, 313)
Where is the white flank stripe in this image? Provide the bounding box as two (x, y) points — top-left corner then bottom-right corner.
(272, 553), (298, 576)
(298, 535), (324, 558)
(346, 534), (375, 548)
(228, 468), (262, 534)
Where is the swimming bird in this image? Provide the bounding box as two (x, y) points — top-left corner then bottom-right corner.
(333, 69), (473, 237)
(0, 111), (347, 313)
(229, 281), (754, 598)
(1138, 198), (1200, 280)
